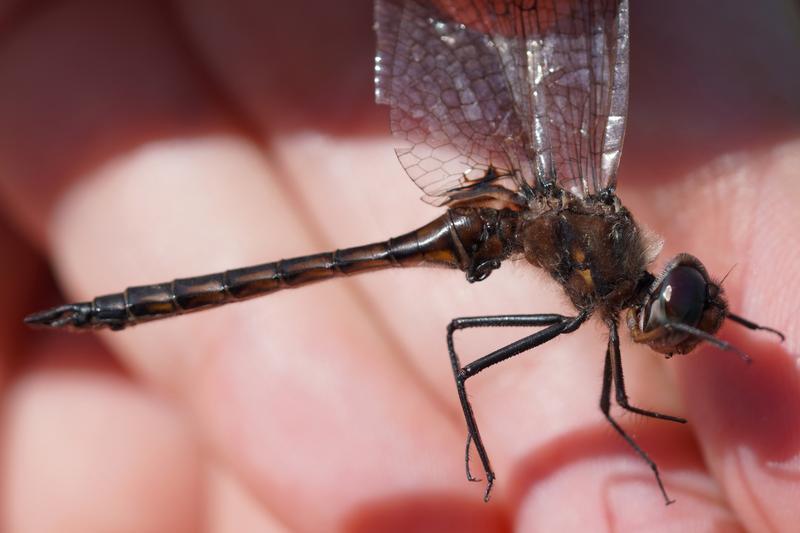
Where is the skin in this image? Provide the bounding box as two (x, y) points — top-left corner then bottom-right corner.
(1, 0), (799, 531)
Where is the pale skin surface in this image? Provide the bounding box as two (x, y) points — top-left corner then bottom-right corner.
(1, 1), (799, 532)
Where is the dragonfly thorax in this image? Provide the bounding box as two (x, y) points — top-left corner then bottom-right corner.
(520, 195), (652, 316)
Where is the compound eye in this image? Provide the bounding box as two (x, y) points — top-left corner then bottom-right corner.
(644, 265), (707, 332)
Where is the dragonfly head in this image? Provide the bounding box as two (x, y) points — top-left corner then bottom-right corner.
(627, 254), (726, 356)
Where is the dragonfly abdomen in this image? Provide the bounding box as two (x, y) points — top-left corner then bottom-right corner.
(25, 208), (520, 331)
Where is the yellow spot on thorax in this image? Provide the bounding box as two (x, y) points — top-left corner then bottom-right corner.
(572, 247), (594, 289)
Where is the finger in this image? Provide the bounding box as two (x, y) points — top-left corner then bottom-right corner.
(668, 144), (800, 531)
(3, 340), (202, 533)
(207, 466), (290, 533)
(514, 426), (741, 531)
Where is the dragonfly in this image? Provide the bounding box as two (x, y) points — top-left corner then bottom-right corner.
(25, 0), (785, 505)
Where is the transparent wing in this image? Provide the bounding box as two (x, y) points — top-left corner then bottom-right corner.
(374, 0), (629, 204)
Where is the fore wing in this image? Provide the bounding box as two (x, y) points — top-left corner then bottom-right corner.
(374, 0), (629, 205)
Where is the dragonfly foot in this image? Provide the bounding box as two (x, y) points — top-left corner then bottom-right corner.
(482, 473), (495, 502)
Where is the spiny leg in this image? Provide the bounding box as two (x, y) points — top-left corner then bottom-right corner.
(609, 322), (686, 424)
(448, 315), (567, 487)
(447, 311), (588, 501)
(601, 322), (675, 505)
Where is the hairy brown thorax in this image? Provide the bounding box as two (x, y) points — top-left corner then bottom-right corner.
(520, 196), (652, 317)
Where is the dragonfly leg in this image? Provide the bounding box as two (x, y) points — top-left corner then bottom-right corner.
(601, 321), (676, 505)
(446, 310), (589, 501)
(609, 322), (686, 424)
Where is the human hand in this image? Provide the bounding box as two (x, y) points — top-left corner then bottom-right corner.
(2, 1), (798, 532)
